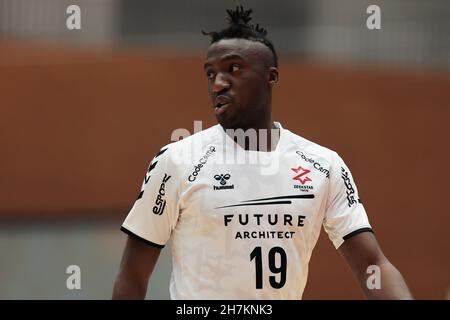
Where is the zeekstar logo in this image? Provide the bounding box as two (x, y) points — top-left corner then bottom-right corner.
(291, 166), (312, 185)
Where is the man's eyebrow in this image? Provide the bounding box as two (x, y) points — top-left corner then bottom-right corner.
(203, 54), (245, 70)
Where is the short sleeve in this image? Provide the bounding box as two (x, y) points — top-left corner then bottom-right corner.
(323, 152), (372, 249)
(121, 146), (181, 248)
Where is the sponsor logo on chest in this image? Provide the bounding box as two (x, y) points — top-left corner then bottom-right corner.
(291, 166), (314, 192)
(295, 151), (330, 178)
(213, 173), (235, 190)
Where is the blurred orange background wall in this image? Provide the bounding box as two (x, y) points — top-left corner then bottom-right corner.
(0, 43), (449, 299)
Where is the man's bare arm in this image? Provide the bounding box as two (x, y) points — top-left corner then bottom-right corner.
(338, 231), (413, 299)
(112, 235), (161, 299)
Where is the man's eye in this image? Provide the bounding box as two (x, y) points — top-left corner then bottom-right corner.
(229, 64), (241, 73)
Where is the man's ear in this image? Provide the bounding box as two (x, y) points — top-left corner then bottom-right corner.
(268, 67), (279, 85)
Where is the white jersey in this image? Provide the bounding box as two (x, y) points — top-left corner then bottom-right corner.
(121, 122), (372, 299)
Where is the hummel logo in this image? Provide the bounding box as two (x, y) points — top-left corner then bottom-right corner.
(214, 174), (231, 185)
(213, 174), (234, 190)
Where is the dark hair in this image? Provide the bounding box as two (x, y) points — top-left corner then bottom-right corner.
(202, 6), (278, 67)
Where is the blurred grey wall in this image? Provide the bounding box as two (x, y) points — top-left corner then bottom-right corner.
(1, 0), (449, 67)
(0, 222), (172, 299)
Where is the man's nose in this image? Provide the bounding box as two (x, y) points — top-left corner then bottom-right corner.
(212, 73), (230, 93)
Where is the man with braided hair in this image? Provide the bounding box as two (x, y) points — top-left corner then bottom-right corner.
(113, 6), (412, 300)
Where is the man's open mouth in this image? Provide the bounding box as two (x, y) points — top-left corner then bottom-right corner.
(214, 102), (230, 115)
(215, 101), (229, 110)
(214, 95), (232, 113)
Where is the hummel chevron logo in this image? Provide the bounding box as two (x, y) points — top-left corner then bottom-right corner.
(137, 148), (168, 200)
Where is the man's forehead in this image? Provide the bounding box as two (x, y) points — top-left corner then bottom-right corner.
(206, 38), (271, 62)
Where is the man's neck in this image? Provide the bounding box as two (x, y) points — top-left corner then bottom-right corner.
(224, 121), (280, 152)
